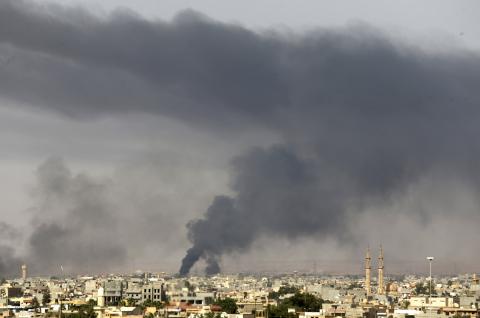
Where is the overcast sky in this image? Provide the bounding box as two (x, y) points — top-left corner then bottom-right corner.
(37, 0), (480, 50)
(1, 0), (480, 277)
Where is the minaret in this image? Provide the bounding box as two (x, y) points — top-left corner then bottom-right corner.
(365, 246), (371, 297)
(21, 264), (27, 281)
(377, 245), (385, 295)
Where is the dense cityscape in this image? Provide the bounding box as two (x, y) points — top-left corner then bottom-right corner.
(2, 247), (479, 318)
(1, 2), (479, 318)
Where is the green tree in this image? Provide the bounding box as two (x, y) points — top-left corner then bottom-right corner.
(267, 304), (296, 318)
(415, 282), (436, 296)
(202, 313), (222, 318)
(124, 298), (136, 306)
(347, 282), (362, 290)
(43, 288), (51, 306)
(268, 286), (300, 300)
(205, 297), (214, 305)
(268, 293), (325, 318)
(184, 280), (195, 292)
(141, 299), (164, 309)
(215, 297), (238, 314)
(283, 293), (324, 312)
(32, 297), (40, 310)
(66, 301), (97, 318)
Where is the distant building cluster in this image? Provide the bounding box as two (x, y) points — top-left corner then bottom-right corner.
(1, 254), (480, 318)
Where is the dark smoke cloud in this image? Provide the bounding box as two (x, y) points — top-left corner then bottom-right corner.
(0, 222), (20, 240)
(179, 196), (242, 275)
(0, 222), (23, 277)
(180, 147), (350, 275)
(0, 0), (286, 130)
(1, 0), (480, 274)
(27, 157), (126, 274)
(1, 152), (222, 276)
(0, 246), (21, 278)
(205, 256), (221, 276)
(0, 223), (22, 278)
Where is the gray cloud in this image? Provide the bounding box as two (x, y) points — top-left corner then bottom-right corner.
(26, 157), (127, 275)
(0, 222), (20, 240)
(0, 245), (22, 278)
(0, 151), (229, 277)
(1, 0), (480, 275)
(0, 223), (22, 278)
(0, 0), (286, 130)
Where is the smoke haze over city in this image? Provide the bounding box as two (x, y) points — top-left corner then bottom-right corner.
(1, 0), (480, 277)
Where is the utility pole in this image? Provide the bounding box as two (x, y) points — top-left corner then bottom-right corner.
(59, 287), (62, 318)
(253, 280), (256, 318)
(59, 265), (64, 318)
(427, 257), (434, 318)
(427, 257), (434, 302)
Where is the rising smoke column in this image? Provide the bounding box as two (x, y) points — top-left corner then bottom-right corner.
(179, 147), (352, 275)
(0, 224), (22, 278)
(26, 157), (127, 274)
(179, 196), (241, 275)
